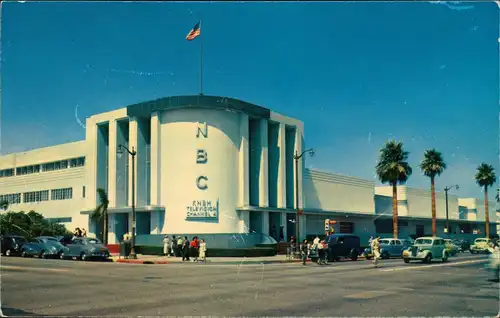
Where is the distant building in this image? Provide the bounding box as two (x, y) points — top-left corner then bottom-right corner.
(0, 95), (497, 244)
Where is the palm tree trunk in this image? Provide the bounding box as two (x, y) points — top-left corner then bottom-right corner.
(431, 176), (436, 237)
(103, 210), (108, 245)
(392, 182), (399, 239)
(484, 186), (489, 239)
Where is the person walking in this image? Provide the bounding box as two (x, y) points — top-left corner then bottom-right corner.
(371, 236), (381, 268)
(163, 235), (171, 257)
(190, 236), (199, 262)
(199, 239), (207, 263)
(182, 236), (190, 262)
(176, 236), (183, 257)
(300, 239), (308, 265)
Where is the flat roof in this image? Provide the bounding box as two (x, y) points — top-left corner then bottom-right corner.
(126, 95), (271, 119)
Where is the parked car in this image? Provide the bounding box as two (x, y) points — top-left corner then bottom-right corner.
(402, 237), (449, 263)
(444, 239), (459, 256)
(61, 237), (110, 261)
(325, 234), (362, 261)
(363, 238), (412, 259)
(470, 238), (492, 254)
(20, 236), (68, 258)
(1, 235), (27, 256)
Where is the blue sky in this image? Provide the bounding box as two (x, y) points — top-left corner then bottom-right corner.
(1, 1), (498, 199)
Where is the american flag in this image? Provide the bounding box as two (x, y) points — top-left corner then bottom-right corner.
(186, 21), (201, 41)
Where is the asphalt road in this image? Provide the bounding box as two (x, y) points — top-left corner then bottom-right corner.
(1, 253), (499, 317)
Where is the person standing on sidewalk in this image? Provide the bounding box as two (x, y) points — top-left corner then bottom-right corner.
(182, 236), (190, 262)
(300, 239), (308, 265)
(199, 239), (207, 263)
(176, 236), (183, 257)
(371, 236), (381, 268)
(170, 235), (176, 256)
(163, 235), (171, 257)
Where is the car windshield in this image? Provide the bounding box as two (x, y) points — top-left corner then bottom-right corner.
(14, 237), (27, 244)
(379, 240), (391, 245)
(414, 239), (433, 245)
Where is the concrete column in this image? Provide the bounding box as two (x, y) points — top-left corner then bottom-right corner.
(277, 123), (287, 208)
(108, 120), (117, 208)
(299, 214), (307, 241)
(84, 119), (97, 209)
(261, 211), (270, 235)
(238, 113), (249, 207)
(150, 112), (161, 206)
(150, 211), (160, 234)
(280, 212), (287, 242)
(259, 119), (269, 207)
(128, 117), (138, 207)
(294, 128), (303, 209)
(238, 210), (250, 233)
(107, 214), (117, 244)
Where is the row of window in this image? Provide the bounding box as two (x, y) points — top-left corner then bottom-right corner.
(0, 157), (86, 178)
(1, 187), (74, 204)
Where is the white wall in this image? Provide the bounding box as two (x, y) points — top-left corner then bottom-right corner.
(304, 169), (375, 214)
(160, 108), (241, 234)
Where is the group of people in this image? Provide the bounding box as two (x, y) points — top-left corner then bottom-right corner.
(73, 228), (87, 238)
(163, 235), (207, 263)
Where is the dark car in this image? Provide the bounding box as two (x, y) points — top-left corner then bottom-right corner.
(1, 235), (28, 256)
(453, 239), (470, 252)
(325, 234), (362, 261)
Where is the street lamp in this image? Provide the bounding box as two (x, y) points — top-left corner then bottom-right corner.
(117, 144), (137, 259)
(294, 148), (315, 250)
(444, 184), (459, 238)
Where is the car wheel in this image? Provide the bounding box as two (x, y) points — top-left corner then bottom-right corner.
(471, 250), (476, 254)
(5, 249), (11, 256)
(404, 258), (410, 263)
(80, 252), (87, 261)
(40, 250), (46, 259)
(21, 250), (27, 258)
(58, 251), (64, 260)
(424, 254), (432, 264)
(351, 253), (358, 261)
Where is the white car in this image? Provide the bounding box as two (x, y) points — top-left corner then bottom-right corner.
(402, 237), (449, 263)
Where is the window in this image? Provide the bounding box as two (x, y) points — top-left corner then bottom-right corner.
(22, 190), (49, 203)
(0, 193), (21, 204)
(82, 186), (86, 198)
(0, 169), (14, 178)
(375, 219), (393, 234)
(60, 160), (68, 169)
(339, 222), (354, 234)
(47, 217), (72, 223)
(70, 157), (85, 168)
(395, 240), (402, 245)
(51, 187), (73, 200)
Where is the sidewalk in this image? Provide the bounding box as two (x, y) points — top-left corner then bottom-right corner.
(111, 254), (367, 265)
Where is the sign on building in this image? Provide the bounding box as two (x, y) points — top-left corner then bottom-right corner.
(186, 199), (219, 220)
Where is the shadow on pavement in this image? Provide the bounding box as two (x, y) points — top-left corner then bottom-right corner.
(1, 307), (45, 317)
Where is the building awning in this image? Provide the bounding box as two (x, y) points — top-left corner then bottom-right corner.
(80, 205), (165, 215)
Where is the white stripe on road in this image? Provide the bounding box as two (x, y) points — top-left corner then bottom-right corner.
(0, 265), (69, 273)
(380, 259), (488, 272)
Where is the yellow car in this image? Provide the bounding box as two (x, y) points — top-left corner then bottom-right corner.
(470, 238), (492, 254)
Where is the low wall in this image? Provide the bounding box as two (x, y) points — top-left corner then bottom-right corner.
(135, 233), (277, 249)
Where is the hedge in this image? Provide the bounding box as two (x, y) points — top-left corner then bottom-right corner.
(135, 245), (277, 257)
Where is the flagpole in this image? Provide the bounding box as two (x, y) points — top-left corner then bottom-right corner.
(199, 20), (203, 96)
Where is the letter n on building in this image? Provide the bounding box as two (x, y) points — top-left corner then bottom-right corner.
(196, 122), (208, 138)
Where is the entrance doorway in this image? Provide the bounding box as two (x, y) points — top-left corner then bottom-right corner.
(416, 224), (424, 237)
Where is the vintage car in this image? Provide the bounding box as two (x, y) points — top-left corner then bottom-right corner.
(470, 238), (492, 254)
(61, 237), (110, 261)
(402, 237), (449, 263)
(1, 235), (27, 256)
(363, 238), (412, 259)
(444, 239), (459, 256)
(324, 234), (363, 261)
(20, 236), (68, 258)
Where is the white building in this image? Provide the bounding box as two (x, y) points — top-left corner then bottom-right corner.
(0, 95), (497, 246)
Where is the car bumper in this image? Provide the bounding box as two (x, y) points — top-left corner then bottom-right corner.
(402, 251), (427, 260)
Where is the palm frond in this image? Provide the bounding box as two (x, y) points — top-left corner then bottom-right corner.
(475, 163), (496, 188)
(420, 149), (446, 178)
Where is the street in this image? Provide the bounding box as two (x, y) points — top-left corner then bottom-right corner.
(1, 254), (499, 317)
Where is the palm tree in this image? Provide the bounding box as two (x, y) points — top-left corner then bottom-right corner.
(474, 163), (496, 238)
(91, 188), (109, 245)
(0, 200), (9, 211)
(376, 140), (413, 238)
(420, 149), (447, 237)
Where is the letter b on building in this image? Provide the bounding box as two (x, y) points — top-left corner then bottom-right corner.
(196, 149), (207, 164)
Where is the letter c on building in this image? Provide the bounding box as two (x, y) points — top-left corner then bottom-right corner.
(196, 176), (208, 190)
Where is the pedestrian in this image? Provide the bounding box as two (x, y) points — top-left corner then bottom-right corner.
(279, 226), (285, 242)
(313, 235), (320, 247)
(300, 239), (308, 265)
(371, 236), (381, 268)
(182, 236), (190, 262)
(199, 239), (207, 263)
(163, 235), (171, 257)
(190, 236), (199, 262)
(176, 236), (183, 257)
(170, 235), (176, 256)
(81, 228), (87, 238)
